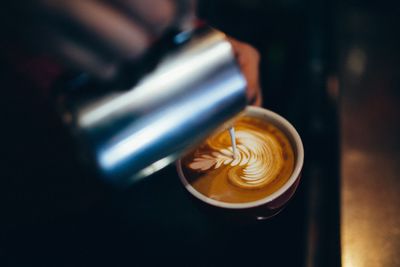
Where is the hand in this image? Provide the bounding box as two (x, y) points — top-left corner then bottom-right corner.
(1, 0), (195, 80)
(228, 37), (263, 107)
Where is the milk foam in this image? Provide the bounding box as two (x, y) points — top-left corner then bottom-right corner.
(188, 128), (284, 189)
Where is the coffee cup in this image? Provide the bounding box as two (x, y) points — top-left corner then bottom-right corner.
(177, 106), (304, 220)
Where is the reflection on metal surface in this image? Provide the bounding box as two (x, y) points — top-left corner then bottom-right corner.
(341, 150), (374, 267)
(78, 39), (232, 128)
(134, 155), (176, 181)
(60, 26), (247, 185)
(98, 72), (245, 172)
(342, 148), (400, 267)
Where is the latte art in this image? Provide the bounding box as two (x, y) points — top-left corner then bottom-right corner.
(189, 129), (284, 189)
(181, 116), (295, 203)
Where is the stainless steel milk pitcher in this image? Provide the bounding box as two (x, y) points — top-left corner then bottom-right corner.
(57, 26), (247, 186)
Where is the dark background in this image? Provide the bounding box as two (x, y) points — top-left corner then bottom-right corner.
(1, 0), (399, 266)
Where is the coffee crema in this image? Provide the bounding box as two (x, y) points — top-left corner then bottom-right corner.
(181, 116), (295, 203)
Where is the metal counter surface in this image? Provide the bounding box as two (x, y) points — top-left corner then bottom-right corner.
(339, 5), (400, 267)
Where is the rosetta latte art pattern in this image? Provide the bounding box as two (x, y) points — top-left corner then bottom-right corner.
(188, 129), (284, 189)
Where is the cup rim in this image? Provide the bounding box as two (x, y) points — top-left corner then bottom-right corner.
(177, 106), (304, 209)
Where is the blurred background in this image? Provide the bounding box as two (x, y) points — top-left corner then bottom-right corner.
(0, 0), (399, 266)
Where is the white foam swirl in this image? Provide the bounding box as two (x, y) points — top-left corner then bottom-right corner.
(188, 129), (284, 189)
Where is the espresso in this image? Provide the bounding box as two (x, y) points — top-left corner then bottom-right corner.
(181, 116), (295, 203)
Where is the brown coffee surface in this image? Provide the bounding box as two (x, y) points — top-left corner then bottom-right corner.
(181, 116), (295, 203)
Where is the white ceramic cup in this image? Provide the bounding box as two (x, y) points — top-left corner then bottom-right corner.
(177, 106), (304, 220)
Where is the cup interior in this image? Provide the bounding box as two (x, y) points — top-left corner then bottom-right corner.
(177, 106), (304, 209)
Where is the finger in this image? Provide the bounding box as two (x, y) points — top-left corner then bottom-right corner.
(249, 88), (263, 107)
(40, 0), (151, 59)
(228, 38), (263, 106)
